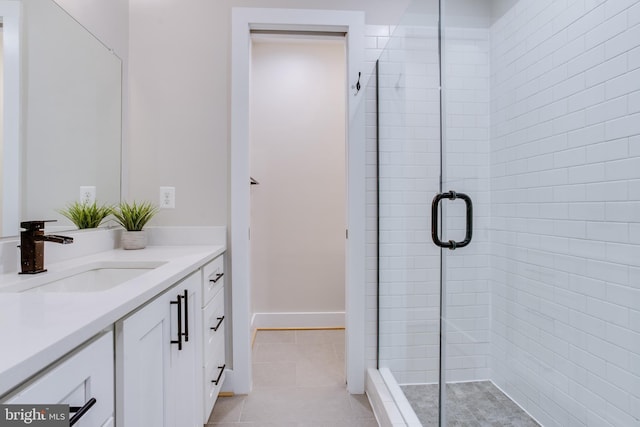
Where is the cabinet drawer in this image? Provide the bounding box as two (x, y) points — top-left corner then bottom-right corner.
(204, 343), (225, 384)
(202, 255), (224, 307)
(203, 287), (225, 364)
(203, 344), (225, 419)
(202, 286), (225, 421)
(203, 322), (225, 376)
(3, 331), (114, 427)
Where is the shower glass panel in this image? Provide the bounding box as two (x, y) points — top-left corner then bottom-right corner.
(376, 0), (442, 420)
(439, 2), (497, 425)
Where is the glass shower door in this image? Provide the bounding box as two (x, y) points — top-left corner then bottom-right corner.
(437, 3), (539, 426)
(437, 7), (494, 422)
(376, 0), (443, 424)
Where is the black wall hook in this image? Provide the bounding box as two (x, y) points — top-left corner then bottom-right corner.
(352, 72), (361, 95)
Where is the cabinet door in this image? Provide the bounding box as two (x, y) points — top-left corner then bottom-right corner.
(117, 291), (173, 427)
(117, 272), (202, 427)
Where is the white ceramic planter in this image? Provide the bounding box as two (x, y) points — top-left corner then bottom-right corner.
(121, 230), (147, 250)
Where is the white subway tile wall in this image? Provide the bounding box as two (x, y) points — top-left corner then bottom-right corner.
(490, 1), (640, 426)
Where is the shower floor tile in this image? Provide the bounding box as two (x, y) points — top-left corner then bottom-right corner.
(401, 381), (540, 427)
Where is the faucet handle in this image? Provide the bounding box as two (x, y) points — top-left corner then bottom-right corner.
(20, 220), (57, 232)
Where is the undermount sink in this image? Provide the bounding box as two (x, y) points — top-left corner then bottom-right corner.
(20, 261), (166, 293)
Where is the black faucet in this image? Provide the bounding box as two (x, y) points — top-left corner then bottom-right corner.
(19, 220), (74, 274)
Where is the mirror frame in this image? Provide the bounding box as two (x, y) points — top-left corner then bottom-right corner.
(0, 1), (21, 237)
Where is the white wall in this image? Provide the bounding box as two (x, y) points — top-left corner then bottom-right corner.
(249, 38), (346, 318)
(53, 0), (128, 59)
(490, 1), (640, 426)
(490, 0), (518, 23)
(127, 0), (410, 228)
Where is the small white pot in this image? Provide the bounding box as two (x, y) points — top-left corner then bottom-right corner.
(121, 230), (147, 250)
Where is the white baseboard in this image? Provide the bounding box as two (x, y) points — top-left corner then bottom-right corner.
(251, 311), (345, 329)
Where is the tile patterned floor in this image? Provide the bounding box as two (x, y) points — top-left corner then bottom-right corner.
(402, 381), (541, 427)
(206, 329), (378, 427)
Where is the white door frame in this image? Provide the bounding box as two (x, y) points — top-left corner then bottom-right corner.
(230, 7), (366, 394)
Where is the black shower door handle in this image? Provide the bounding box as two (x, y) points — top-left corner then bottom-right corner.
(431, 191), (473, 250)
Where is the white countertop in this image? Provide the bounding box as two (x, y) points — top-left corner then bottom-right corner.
(0, 245), (224, 397)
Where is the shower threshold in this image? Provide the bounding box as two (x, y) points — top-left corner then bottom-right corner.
(402, 381), (541, 427)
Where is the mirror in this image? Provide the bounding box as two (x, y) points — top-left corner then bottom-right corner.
(1, 0), (122, 237)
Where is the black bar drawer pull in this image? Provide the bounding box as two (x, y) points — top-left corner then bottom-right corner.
(210, 272), (224, 284)
(183, 289), (189, 342)
(170, 294), (183, 350)
(69, 397), (96, 426)
(210, 316), (225, 331)
(212, 364), (226, 385)
(431, 191), (473, 250)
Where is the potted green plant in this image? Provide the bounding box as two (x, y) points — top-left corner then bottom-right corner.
(112, 201), (159, 250)
(58, 201), (113, 229)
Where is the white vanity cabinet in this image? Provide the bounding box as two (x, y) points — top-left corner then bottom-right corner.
(2, 331), (114, 427)
(116, 271), (202, 427)
(201, 254), (226, 422)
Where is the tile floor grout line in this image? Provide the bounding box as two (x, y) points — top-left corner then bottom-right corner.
(236, 395), (247, 423)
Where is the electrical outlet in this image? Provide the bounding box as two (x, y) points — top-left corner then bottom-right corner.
(79, 186), (96, 205)
(159, 186), (175, 209)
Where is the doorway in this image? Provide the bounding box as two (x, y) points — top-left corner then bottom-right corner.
(249, 33), (347, 329)
(230, 8), (366, 395)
